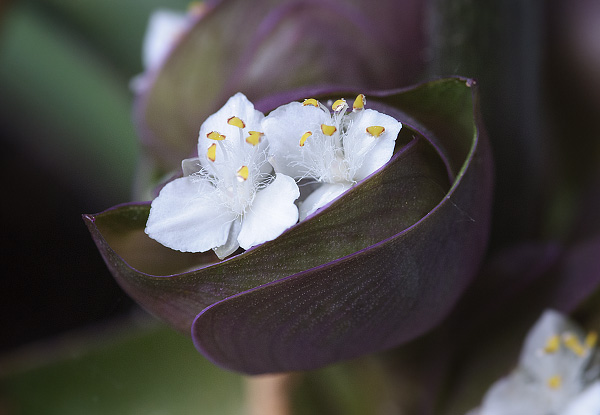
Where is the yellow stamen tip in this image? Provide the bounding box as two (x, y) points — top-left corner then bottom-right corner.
(236, 165), (249, 181)
(299, 131), (312, 147)
(547, 375), (562, 389)
(332, 99), (346, 112)
(366, 126), (385, 137)
(544, 335), (561, 354)
(207, 131), (226, 141)
(585, 331), (598, 349)
(563, 333), (585, 357)
(321, 124), (337, 136)
(245, 131), (263, 146)
(303, 98), (319, 107)
(227, 116), (245, 129)
(353, 94), (365, 111)
(207, 143), (216, 162)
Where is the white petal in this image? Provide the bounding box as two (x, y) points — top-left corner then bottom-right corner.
(346, 109), (402, 181)
(142, 9), (188, 70)
(198, 93), (265, 170)
(298, 182), (350, 221)
(145, 176), (237, 253)
(181, 157), (202, 176)
(213, 218), (242, 260)
(520, 310), (587, 381)
(237, 173), (299, 250)
(262, 101), (331, 179)
(479, 373), (551, 415)
(562, 382), (600, 415)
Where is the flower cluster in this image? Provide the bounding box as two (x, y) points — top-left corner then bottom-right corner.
(470, 310), (600, 415)
(145, 93), (402, 258)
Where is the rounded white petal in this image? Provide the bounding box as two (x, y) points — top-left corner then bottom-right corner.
(263, 102), (331, 179)
(142, 9), (188, 69)
(562, 382), (600, 415)
(237, 173), (299, 250)
(347, 109), (402, 181)
(298, 182), (350, 221)
(198, 93), (265, 170)
(145, 176), (237, 253)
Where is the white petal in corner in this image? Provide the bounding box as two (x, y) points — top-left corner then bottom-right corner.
(299, 182), (351, 221)
(237, 174), (299, 250)
(519, 310), (585, 381)
(562, 382), (600, 415)
(349, 109), (402, 181)
(145, 176), (237, 252)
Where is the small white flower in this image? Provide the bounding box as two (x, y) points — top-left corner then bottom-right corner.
(262, 94), (402, 220)
(145, 93), (300, 259)
(471, 310), (600, 415)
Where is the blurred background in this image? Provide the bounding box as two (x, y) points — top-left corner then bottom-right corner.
(1, 0), (600, 413)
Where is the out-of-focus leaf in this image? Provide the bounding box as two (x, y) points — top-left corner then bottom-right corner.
(31, 0), (190, 75)
(0, 320), (244, 415)
(86, 78), (492, 374)
(0, 2), (137, 204)
(135, 0), (426, 171)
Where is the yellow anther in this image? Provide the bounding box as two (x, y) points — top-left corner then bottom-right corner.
(245, 131), (263, 146)
(207, 143), (216, 162)
(353, 94), (365, 111)
(544, 335), (561, 354)
(321, 124), (337, 136)
(585, 331), (598, 349)
(227, 116), (245, 129)
(303, 98), (319, 107)
(236, 165), (249, 181)
(299, 131), (312, 147)
(563, 333), (585, 357)
(547, 375), (562, 389)
(332, 99), (346, 112)
(207, 131), (226, 141)
(366, 126), (385, 137)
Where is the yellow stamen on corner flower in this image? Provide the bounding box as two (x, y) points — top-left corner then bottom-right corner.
(353, 94), (365, 111)
(544, 335), (561, 354)
(207, 131), (226, 141)
(321, 124), (337, 136)
(303, 98), (319, 107)
(246, 131), (263, 146)
(299, 131), (312, 147)
(366, 126), (385, 137)
(207, 143), (216, 162)
(227, 116), (245, 129)
(236, 165), (249, 181)
(585, 331), (598, 349)
(332, 99), (346, 112)
(563, 333), (585, 357)
(547, 375), (562, 389)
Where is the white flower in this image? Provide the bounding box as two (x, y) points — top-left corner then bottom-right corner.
(145, 93), (300, 259)
(262, 95), (402, 220)
(471, 310), (600, 415)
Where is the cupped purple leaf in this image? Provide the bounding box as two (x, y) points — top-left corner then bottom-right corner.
(86, 78), (492, 374)
(135, 0), (425, 172)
